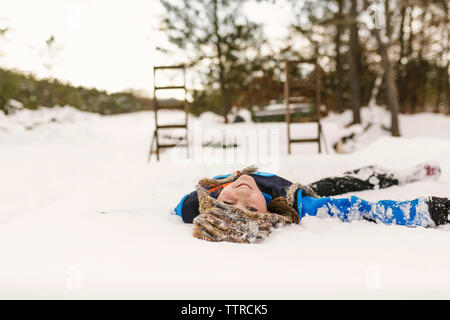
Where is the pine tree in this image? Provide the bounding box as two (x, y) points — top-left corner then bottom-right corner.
(159, 0), (264, 122)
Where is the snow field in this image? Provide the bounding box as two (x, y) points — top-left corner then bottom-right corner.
(0, 106), (449, 299)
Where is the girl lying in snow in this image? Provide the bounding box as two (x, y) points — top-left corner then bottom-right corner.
(174, 163), (449, 243)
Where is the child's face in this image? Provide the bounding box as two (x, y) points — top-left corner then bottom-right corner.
(217, 174), (268, 213)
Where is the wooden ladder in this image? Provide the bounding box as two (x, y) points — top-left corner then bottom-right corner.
(284, 58), (325, 154)
(148, 65), (189, 162)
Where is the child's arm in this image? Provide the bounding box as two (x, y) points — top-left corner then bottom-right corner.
(174, 191), (199, 223)
(306, 162), (441, 197)
(294, 190), (447, 227)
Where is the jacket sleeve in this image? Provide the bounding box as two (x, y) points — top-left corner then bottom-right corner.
(295, 190), (435, 227)
(173, 173), (232, 224)
(174, 191), (199, 224)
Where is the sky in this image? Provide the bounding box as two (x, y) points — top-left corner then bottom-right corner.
(0, 0), (294, 97)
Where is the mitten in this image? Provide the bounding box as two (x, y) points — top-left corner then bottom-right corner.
(428, 197), (450, 226)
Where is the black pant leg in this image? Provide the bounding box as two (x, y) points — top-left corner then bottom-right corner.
(342, 165), (400, 189)
(307, 165), (400, 197)
(306, 176), (372, 197)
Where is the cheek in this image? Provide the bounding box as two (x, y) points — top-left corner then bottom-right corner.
(254, 193), (268, 211)
(217, 186), (232, 201)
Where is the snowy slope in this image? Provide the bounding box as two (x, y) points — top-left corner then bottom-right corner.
(0, 106), (449, 299)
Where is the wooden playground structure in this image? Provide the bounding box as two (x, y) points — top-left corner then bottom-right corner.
(148, 59), (327, 161)
(284, 58), (326, 154)
(148, 65), (189, 162)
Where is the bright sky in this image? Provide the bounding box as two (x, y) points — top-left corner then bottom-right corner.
(0, 0), (293, 97)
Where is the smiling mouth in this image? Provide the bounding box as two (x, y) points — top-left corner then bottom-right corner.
(236, 183), (252, 190)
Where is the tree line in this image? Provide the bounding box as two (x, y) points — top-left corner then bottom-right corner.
(0, 67), (154, 115)
(1, 0), (448, 126)
(160, 0), (449, 128)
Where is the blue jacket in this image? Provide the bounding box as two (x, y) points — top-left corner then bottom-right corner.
(174, 172), (434, 227)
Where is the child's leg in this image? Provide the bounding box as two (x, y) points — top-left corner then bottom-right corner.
(307, 165), (399, 197)
(307, 162), (441, 197)
(395, 162), (441, 185)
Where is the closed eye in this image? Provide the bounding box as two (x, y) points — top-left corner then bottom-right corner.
(248, 207), (258, 212)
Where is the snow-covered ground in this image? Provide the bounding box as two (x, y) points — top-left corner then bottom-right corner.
(0, 105), (449, 299)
